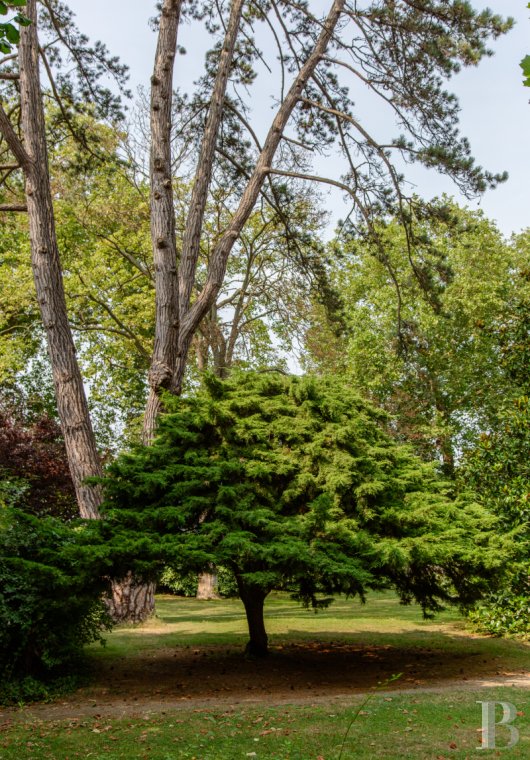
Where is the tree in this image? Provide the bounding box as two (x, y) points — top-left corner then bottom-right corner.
(0, 0), (514, 622)
(0, 0), (127, 518)
(305, 202), (528, 473)
(99, 372), (510, 657)
(464, 266), (530, 636)
(142, 0), (513, 445)
(0, 403), (77, 520)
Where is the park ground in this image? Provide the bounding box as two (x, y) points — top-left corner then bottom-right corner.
(1, 592), (529, 759)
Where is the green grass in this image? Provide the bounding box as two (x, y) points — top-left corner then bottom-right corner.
(2, 688), (530, 759)
(1, 592), (529, 759)
(86, 592), (530, 674)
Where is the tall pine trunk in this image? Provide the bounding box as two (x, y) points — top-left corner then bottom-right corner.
(18, 0), (103, 519)
(143, 0), (182, 445)
(15, 3), (152, 624)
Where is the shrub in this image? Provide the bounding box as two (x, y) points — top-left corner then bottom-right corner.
(0, 504), (110, 691)
(0, 407), (77, 520)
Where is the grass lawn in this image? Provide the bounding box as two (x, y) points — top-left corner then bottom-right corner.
(90, 591), (530, 671)
(2, 689), (530, 759)
(1, 592), (529, 759)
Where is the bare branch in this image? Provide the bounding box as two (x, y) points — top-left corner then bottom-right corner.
(0, 103), (31, 170)
(182, 0), (346, 346)
(266, 167), (357, 200)
(0, 203), (27, 212)
(179, 0), (245, 320)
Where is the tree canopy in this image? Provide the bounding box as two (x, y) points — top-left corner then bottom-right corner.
(305, 201), (530, 473)
(99, 372), (512, 656)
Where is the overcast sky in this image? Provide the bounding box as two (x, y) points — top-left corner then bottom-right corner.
(67, 0), (530, 237)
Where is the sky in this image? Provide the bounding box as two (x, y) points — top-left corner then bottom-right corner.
(67, 0), (530, 237)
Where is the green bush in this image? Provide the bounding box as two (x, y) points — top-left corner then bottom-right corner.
(469, 568), (530, 638)
(0, 504), (110, 693)
(159, 567), (198, 597)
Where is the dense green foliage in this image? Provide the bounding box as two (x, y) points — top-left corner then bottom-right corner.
(306, 202), (529, 473)
(465, 277), (530, 636)
(0, 501), (109, 694)
(99, 372), (512, 654)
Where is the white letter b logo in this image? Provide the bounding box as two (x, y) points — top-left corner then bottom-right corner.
(477, 701), (519, 750)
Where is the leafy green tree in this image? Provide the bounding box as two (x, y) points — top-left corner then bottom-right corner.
(99, 372), (510, 657)
(465, 268), (530, 636)
(306, 201), (528, 474)
(0, 0), (128, 521)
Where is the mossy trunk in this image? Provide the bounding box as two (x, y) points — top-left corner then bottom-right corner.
(237, 578), (269, 658)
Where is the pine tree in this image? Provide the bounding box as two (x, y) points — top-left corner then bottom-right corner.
(100, 372), (511, 657)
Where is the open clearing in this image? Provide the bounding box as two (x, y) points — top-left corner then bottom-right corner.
(1, 592), (529, 758)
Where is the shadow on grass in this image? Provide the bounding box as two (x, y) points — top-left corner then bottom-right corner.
(82, 631), (528, 704)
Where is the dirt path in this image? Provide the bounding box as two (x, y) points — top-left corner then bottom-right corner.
(2, 641), (529, 724)
(2, 675), (530, 724)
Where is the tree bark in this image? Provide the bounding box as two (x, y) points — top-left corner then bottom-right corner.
(178, 0), (245, 319)
(106, 573), (156, 624)
(196, 564), (220, 600)
(143, 0), (182, 445)
(16, 0), (103, 519)
(173, 0), (345, 392)
(237, 577), (269, 658)
(15, 4), (155, 622)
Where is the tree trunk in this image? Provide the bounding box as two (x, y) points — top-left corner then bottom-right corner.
(17, 0), (103, 519)
(106, 573), (156, 624)
(0, 3), (155, 625)
(143, 0), (182, 446)
(196, 565), (219, 600)
(176, 0), (345, 359)
(237, 578), (269, 658)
